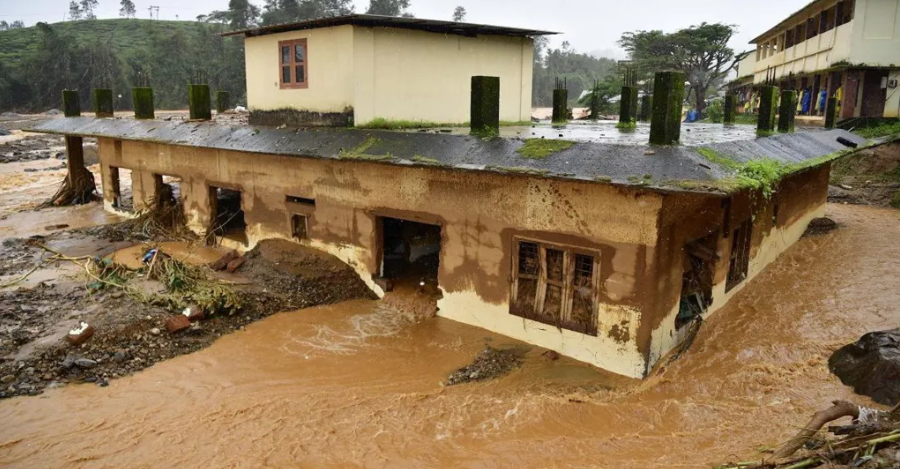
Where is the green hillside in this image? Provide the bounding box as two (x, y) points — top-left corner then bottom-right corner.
(0, 18), (245, 113)
(0, 19), (203, 65)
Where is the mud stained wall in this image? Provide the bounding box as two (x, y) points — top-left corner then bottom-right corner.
(648, 165), (830, 369)
(96, 137), (663, 378)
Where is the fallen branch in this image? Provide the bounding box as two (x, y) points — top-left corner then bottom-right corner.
(769, 400), (860, 461)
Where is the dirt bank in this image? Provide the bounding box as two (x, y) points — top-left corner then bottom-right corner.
(829, 141), (900, 208)
(0, 230), (374, 399)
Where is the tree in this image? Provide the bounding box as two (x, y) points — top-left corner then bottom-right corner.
(261, 0), (355, 25)
(226, 0), (261, 29)
(10, 20), (25, 29)
(578, 77), (621, 118)
(80, 0), (99, 20)
(619, 23), (736, 114)
(68, 1), (83, 20)
(452, 6), (466, 21)
(120, 0), (137, 18)
(366, 0), (411, 16)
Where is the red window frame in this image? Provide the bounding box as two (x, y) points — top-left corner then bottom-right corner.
(278, 39), (308, 89)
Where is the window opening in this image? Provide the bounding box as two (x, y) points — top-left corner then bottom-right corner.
(286, 195), (315, 206)
(279, 39), (308, 89)
(209, 186), (246, 243)
(726, 220), (752, 292)
(379, 217), (441, 290)
(111, 166), (133, 212)
(678, 233), (718, 330)
(510, 239), (599, 336)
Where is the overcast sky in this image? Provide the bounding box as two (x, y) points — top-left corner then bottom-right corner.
(1, 0), (807, 57)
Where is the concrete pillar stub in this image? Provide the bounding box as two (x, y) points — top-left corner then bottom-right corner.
(188, 84), (212, 121)
(470, 76), (500, 136)
(62, 90), (81, 117)
(93, 89), (114, 118)
(649, 71), (685, 145)
(777, 90), (798, 133)
(216, 91), (230, 114)
(825, 97), (838, 129)
(757, 85), (779, 133)
(723, 94), (737, 124)
(551, 88), (568, 124)
(132, 88), (155, 120)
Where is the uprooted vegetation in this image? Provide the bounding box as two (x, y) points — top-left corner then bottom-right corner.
(717, 401), (900, 469)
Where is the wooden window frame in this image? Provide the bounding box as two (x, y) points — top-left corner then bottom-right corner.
(509, 237), (601, 336)
(726, 219), (752, 292)
(279, 39), (308, 90)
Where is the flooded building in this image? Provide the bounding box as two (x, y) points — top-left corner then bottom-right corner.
(27, 15), (870, 379)
(742, 0), (900, 120)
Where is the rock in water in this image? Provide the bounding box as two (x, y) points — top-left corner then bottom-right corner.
(829, 329), (900, 406)
(0, 127), (10, 136)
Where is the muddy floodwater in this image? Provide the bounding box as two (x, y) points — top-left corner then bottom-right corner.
(1, 203), (899, 468)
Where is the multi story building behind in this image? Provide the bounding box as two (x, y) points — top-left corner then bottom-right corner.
(738, 0), (900, 120)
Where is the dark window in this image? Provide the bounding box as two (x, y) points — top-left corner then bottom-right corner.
(292, 214), (308, 239)
(286, 195), (316, 206)
(279, 39), (308, 89)
(510, 239), (599, 336)
(726, 220), (752, 292)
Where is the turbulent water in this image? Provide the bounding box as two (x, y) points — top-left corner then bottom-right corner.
(1, 203), (898, 469)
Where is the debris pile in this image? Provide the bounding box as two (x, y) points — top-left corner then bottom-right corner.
(718, 401), (900, 469)
(445, 345), (526, 385)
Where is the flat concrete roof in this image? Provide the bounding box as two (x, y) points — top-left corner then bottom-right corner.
(221, 14), (557, 38)
(27, 117), (868, 196)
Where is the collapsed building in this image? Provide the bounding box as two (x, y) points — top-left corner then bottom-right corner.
(28, 15), (870, 379)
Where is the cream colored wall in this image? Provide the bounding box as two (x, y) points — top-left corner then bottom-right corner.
(244, 25), (355, 113)
(96, 137), (662, 379)
(352, 27), (533, 125)
(849, 0), (900, 65)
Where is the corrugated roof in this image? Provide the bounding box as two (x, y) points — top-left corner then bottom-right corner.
(221, 14), (557, 38)
(26, 117), (867, 196)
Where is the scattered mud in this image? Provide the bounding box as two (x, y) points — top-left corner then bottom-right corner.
(0, 232), (375, 399)
(829, 141), (900, 208)
(446, 345), (527, 385)
(237, 239), (377, 309)
(802, 217), (839, 237)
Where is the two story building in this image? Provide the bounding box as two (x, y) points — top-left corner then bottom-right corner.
(741, 0), (900, 120)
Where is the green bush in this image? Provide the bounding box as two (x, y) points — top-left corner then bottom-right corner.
(705, 98), (725, 123)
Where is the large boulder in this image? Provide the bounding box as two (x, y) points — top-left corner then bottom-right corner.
(829, 329), (900, 406)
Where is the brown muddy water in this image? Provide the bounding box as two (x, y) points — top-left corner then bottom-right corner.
(1, 204), (899, 468)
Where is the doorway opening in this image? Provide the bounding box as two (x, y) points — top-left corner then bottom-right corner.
(379, 217), (441, 290)
(677, 232), (718, 330)
(209, 186), (246, 243)
(110, 166), (133, 212)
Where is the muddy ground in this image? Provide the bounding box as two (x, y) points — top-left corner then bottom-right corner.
(0, 228), (373, 399)
(828, 141), (900, 208)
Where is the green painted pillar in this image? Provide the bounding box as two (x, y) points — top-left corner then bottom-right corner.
(188, 84), (212, 121)
(132, 87), (155, 120)
(777, 90), (798, 133)
(649, 71), (685, 145)
(639, 95), (652, 122)
(551, 88), (568, 124)
(93, 89), (114, 118)
(825, 97), (838, 129)
(470, 76), (500, 136)
(62, 90), (81, 117)
(216, 91), (230, 113)
(619, 86), (639, 124)
(724, 94), (737, 124)
(757, 85), (779, 133)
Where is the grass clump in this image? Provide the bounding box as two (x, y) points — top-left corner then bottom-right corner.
(733, 158), (787, 199)
(339, 136), (393, 160)
(696, 147), (741, 170)
(358, 118), (465, 130)
(516, 138), (575, 159)
(856, 121), (900, 139)
(411, 155), (442, 165)
(616, 121), (637, 131)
